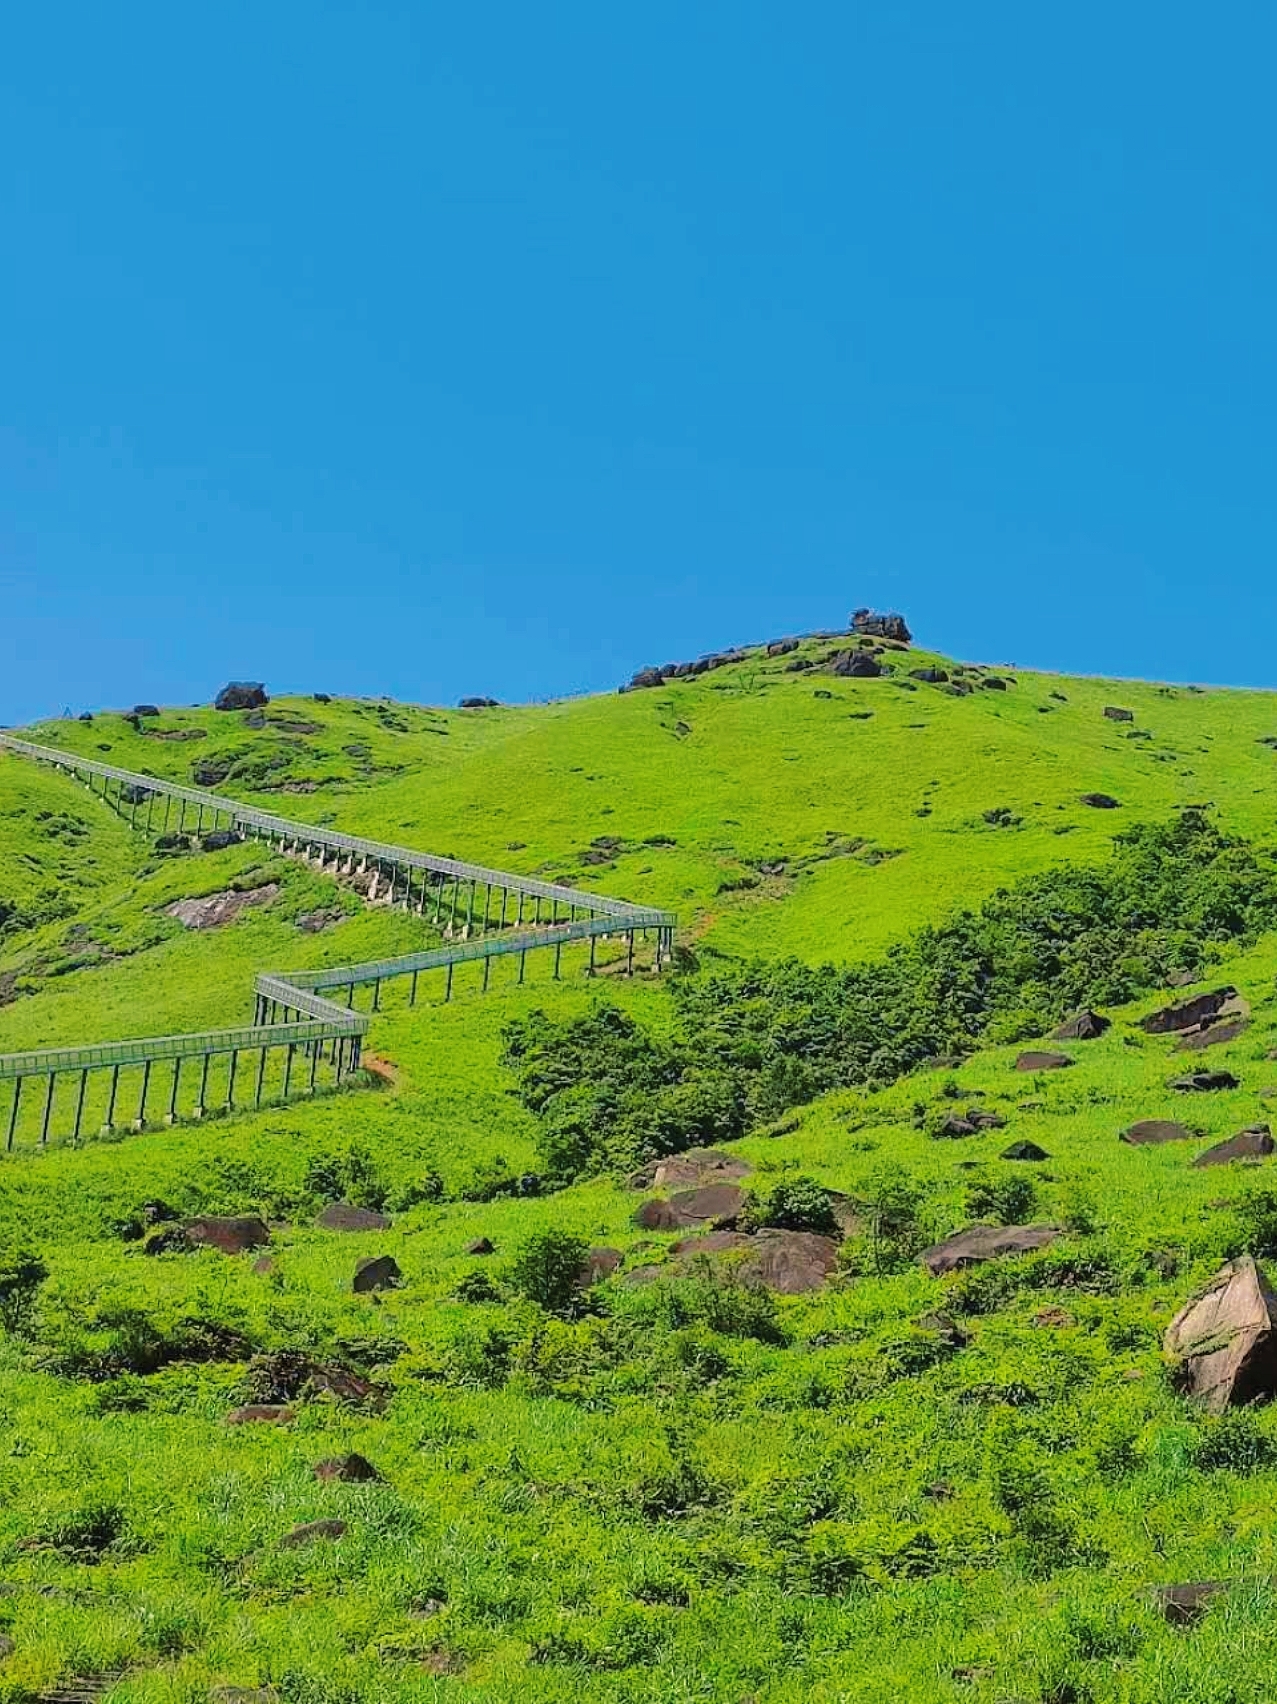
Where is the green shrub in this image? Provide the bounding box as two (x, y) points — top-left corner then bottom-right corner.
(507, 1229), (591, 1316)
(0, 1248), (48, 1335)
(965, 1174), (1038, 1225)
(744, 1175), (838, 1236)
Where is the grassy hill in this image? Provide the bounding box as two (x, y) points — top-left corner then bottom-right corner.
(5, 632), (1277, 1702)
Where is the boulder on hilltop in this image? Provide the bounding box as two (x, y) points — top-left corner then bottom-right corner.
(214, 682), (269, 712)
(851, 608), (912, 643)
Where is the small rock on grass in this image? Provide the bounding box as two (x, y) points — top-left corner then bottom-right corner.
(1001, 1140), (1050, 1161)
(1154, 1581), (1227, 1627)
(317, 1202), (391, 1232)
(352, 1255), (401, 1294)
(313, 1454), (380, 1483)
(920, 1223), (1060, 1276)
(465, 1237), (494, 1255)
(1193, 1127), (1275, 1167)
(1122, 1119), (1196, 1145)
(1171, 1071), (1240, 1093)
(225, 1404), (295, 1426)
(185, 1215), (271, 1255)
(1014, 1050), (1074, 1072)
(279, 1519), (347, 1549)
(1052, 1009), (1110, 1041)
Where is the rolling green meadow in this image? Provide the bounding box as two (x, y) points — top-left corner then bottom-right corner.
(8, 632), (1277, 1702)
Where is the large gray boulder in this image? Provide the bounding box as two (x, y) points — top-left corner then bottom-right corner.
(1164, 1256), (1277, 1411)
(920, 1223), (1061, 1276)
(215, 682), (269, 712)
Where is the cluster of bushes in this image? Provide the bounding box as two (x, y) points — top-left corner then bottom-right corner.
(506, 812), (1277, 1181)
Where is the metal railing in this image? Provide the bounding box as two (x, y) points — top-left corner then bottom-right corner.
(0, 732), (677, 1148)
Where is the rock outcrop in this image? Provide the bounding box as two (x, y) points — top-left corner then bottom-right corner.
(1164, 1256), (1277, 1411)
(920, 1223), (1060, 1276)
(214, 682), (269, 711)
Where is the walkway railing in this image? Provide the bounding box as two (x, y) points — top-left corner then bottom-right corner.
(0, 733), (677, 1150)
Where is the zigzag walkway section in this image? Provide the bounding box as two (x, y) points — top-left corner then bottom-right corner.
(0, 734), (677, 1152)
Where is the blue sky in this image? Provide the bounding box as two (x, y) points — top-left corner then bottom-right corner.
(4, 2), (1275, 723)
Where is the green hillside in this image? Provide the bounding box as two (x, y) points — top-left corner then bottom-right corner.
(6, 633), (1277, 1703)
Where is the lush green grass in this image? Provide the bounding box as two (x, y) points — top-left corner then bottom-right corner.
(7, 641), (1277, 1701)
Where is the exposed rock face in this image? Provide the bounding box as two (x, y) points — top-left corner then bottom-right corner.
(317, 1202), (391, 1232)
(981, 676), (1008, 691)
(1164, 1256), (1277, 1412)
(215, 682), (269, 711)
(1052, 1009), (1110, 1041)
(353, 1255), (401, 1293)
(1177, 1017), (1250, 1051)
(662, 1228), (840, 1294)
(1193, 1127), (1275, 1168)
(633, 1183), (746, 1231)
(166, 885), (279, 929)
(1122, 1119), (1196, 1146)
(628, 1148), (752, 1191)
(766, 638), (800, 656)
(1079, 793), (1121, 809)
(185, 1216), (271, 1255)
(313, 1454), (380, 1483)
(920, 1223), (1061, 1276)
(850, 609), (912, 643)
(1014, 1050), (1074, 1072)
(1141, 987), (1239, 1035)
(1171, 1071), (1240, 1093)
(1103, 706), (1135, 722)
(1001, 1141), (1050, 1161)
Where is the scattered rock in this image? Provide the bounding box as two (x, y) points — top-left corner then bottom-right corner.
(186, 1216), (271, 1255)
(466, 1237), (494, 1256)
(1103, 706), (1135, 722)
(295, 907), (344, 933)
(224, 1404), (295, 1425)
(353, 1255), (401, 1293)
(628, 1148), (752, 1191)
(214, 682), (269, 712)
(313, 1453), (380, 1483)
(1164, 1255), (1277, 1411)
(459, 697), (499, 709)
(579, 1247), (622, 1285)
(934, 1115), (978, 1139)
(981, 676), (1008, 691)
(633, 1183), (746, 1231)
(317, 1202), (391, 1232)
(910, 667), (948, 684)
(1033, 1306), (1076, 1329)
(166, 885), (279, 929)
(201, 829), (243, 852)
(131, 704), (160, 719)
(1079, 793), (1121, 809)
(1141, 987), (1240, 1035)
(766, 638), (800, 656)
(964, 1107), (1007, 1130)
(1014, 1050), (1074, 1072)
(920, 1223), (1061, 1276)
(1001, 1141), (1050, 1161)
(1154, 1581), (1226, 1627)
(1122, 1120), (1197, 1146)
(252, 1255), (277, 1276)
(830, 649), (884, 679)
(279, 1519), (347, 1549)
(1193, 1127), (1275, 1168)
(1052, 1009), (1110, 1041)
(850, 609), (911, 643)
(1171, 1071), (1240, 1093)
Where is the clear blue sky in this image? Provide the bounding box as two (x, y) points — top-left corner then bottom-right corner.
(4, 3), (1275, 724)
